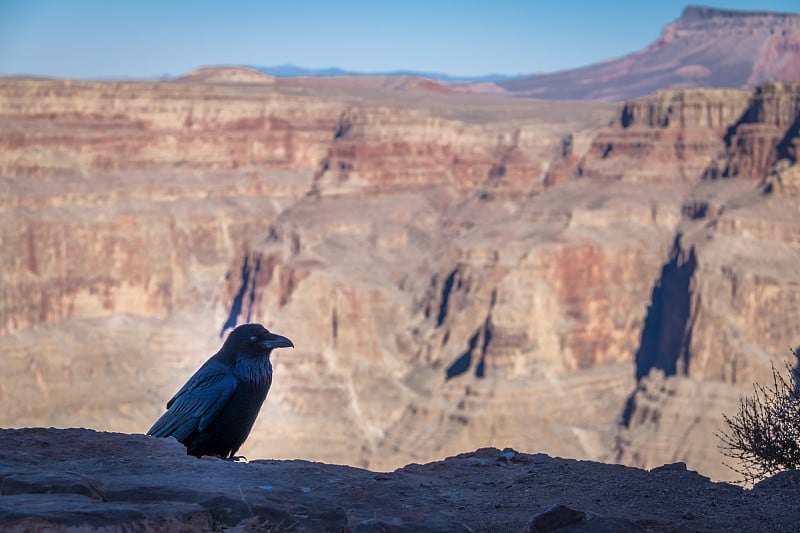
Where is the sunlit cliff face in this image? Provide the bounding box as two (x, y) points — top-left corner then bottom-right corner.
(1, 72), (799, 483)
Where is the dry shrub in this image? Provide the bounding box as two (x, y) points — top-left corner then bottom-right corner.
(717, 349), (800, 485)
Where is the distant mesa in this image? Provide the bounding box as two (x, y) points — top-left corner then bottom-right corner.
(499, 4), (800, 101)
(178, 66), (276, 84)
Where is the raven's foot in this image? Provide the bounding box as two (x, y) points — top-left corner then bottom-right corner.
(199, 454), (247, 462)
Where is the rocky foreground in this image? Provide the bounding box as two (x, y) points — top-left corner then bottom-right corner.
(0, 428), (798, 532)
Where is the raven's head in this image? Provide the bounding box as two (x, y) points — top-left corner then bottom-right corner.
(225, 323), (294, 357)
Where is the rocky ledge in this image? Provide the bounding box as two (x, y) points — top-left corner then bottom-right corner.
(0, 428), (797, 532)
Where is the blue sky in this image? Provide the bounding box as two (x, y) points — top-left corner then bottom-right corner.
(1, 1), (798, 79)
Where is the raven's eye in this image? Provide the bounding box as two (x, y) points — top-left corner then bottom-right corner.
(250, 335), (258, 342)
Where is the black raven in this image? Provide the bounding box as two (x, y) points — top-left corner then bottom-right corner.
(147, 323), (293, 458)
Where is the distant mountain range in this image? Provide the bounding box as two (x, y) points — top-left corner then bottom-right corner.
(245, 64), (520, 83)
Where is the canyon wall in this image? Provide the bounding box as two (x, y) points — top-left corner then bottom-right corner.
(1, 74), (799, 481)
(612, 83), (800, 478)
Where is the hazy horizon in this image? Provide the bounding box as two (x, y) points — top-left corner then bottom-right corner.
(1, 0), (798, 80)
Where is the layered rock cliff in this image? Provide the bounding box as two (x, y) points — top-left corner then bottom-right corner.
(613, 83), (800, 478)
(579, 87), (752, 185)
(716, 81), (800, 179)
(1, 74), (799, 483)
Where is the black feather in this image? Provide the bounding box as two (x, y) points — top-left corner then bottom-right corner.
(147, 323), (293, 458)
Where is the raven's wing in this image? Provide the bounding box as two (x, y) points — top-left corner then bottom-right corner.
(147, 364), (237, 442)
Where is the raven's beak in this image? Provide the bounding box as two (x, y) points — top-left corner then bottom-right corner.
(262, 333), (294, 350)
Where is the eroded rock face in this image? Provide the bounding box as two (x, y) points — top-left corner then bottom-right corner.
(615, 178), (800, 479)
(612, 84), (800, 480)
(2, 74), (799, 484)
(580, 88), (752, 185)
(0, 78), (338, 176)
(718, 82), (800, 179)
(314, 107), (546, 196)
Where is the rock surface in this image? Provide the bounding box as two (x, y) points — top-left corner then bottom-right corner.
(1, 428), (798, 532)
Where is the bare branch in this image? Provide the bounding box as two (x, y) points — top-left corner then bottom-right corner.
(716, 349), (800, 485)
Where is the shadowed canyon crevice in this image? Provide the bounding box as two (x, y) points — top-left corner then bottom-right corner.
(634, 235), (698, 381)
